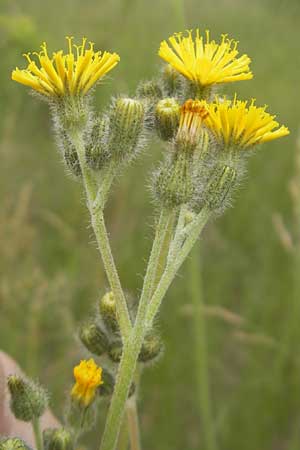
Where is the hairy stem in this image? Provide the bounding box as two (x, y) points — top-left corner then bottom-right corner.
(189, 246), (218, 450)
(146, 207), (211, 328)
(32, 418), (43, 450)
(127, 397), (141, 450)
(99, 207), (210, 450)
(70, 129), (132, 340)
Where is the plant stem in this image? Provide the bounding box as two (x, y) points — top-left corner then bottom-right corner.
(71, 129), (132, 341)
(117, 416), (129, 450)
(189, 245), (218, 450)
(99, 207), (210, 450)
(126, 397), (141, 450)
(146, 207), (211, 328)
(91, 209), (132, 340)
(99, 209), (172, 450)
(32, 418), (43, 450)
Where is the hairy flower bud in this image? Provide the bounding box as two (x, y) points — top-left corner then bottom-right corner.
(57, 130), (81, 177)
(108, 340), (123, 363)
(43, 429), (73, 450)
(7, 375), (48, 422)
(155, 153), (193, 208)
(138, 330), (163, 363)
(79, 321), (109, 356)
(99, 291), (120, 334)
(108, 97), (145, 162)
(162, 64), (183, 97)
(136, 80), (162, 101)
(204, 165), (237, 211)
(85, 116), (110, 170)
(155, 98), (180, 141)
(0, 438), (32, 450)
(98, 369), (115, 397)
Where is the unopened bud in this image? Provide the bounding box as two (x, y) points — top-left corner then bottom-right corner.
(58, 130), (81, 177)
(0, 438), (32, 450)
(7, 375), (48, 422)
(155, 153), (193, 208)
(99, 291), (120, 334)
(204, 165), (237, 210)
(108, 340), (123, 363)
(85, 116), (110, 170)
(162, 64), (182, 97)
(139, 330), (163, 363)
(155, 98), (180, 141)
(136, 80), (162, 101)
(43, 429), (73, 450)
(99, 369), (115, 397)
(108, 97), (145, 162)
(79, 321), (109, 356)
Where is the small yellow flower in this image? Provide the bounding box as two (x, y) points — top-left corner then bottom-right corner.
(203, 97), (290, 148)
(176, 99), (209, 149)
(12, 37), (120, 97)
(158, 30), (253, 87)
(71, 359), (103, 407)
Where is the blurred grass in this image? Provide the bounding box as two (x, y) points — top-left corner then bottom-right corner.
(0, 0), (299, 449)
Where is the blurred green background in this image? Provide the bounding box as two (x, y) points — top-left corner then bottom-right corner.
(0, 0), (299, 449)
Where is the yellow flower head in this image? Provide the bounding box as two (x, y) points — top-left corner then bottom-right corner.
(71, 359), (103, 407)
(12, 37), (120, 98)
(158, 30), (253, 87)
(176, 99), (209, 150)
(203, 97), (290, 149)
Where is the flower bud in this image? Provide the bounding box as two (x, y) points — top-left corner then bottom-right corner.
(98, 369), (115, 397)
(204, 165), (237, 210)
(57, 130), (81, 177)
(43, 429), (73, 450)
(155, 98), (180, 141)
(155, 153), (193, 208)
(7, 375), (48, 422)
(162, 64), (182, 97)
(99, 291), (120, 334)
(108, 340), (123, 363)
(85, 116), (110, 170)
(108, 97), (145, 162)
(0, 438), (32, 450)
(136, 80), (162, 101)
(79, 321), (109, 356)
(138, 330), (163, 363)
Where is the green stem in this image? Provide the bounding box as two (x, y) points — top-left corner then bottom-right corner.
(70, 129), (132, 340)
(91, 209), (132, 339)
(146, 207), (211, 328)
(99, 207), (210, 450)
(189, 246), (218, 450)
(32, 418), (43, 450)
(117, 416), (129, 450)
(126, 397), (141, 450)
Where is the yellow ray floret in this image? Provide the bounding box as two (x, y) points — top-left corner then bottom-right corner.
(203, 97), (290, 148)
(159, 29), (253, 87)
(12, 37), (120, 97)
(71, 359), (103, 406)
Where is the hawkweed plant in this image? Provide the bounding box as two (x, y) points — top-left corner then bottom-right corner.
(2, 30), (289, 450)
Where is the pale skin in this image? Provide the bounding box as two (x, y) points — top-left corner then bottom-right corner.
(0, 351), (59, 447)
